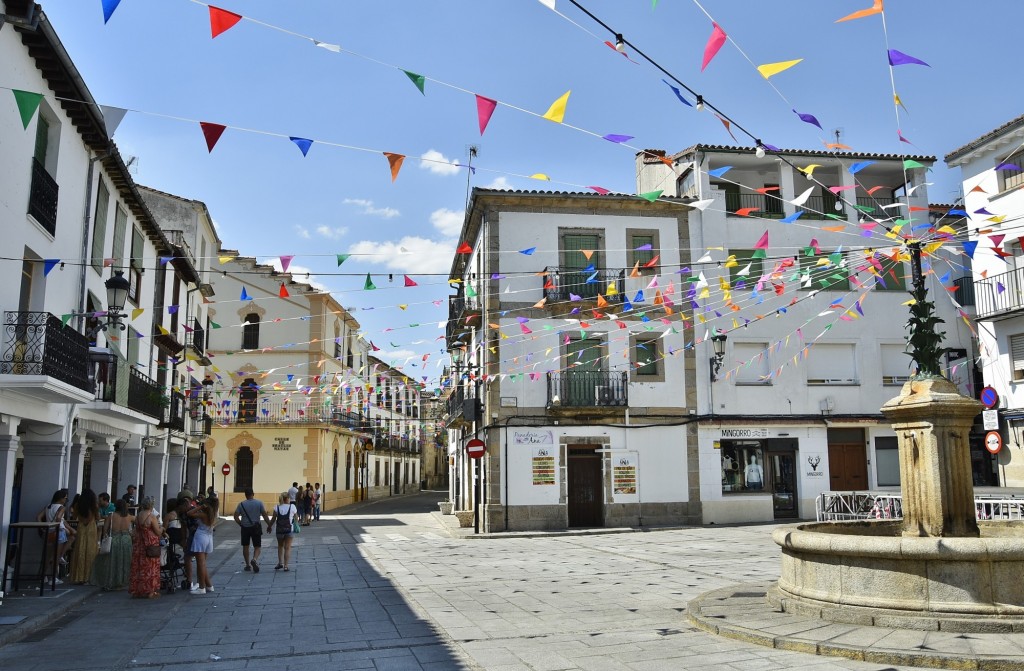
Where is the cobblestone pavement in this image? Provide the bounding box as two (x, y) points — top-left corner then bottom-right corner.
(0, 492), (935, 670)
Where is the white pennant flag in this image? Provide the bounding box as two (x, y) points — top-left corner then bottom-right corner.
(790, 187), (814, 207)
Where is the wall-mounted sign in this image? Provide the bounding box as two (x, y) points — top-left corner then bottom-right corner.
(981, 386), (999, 410)
(515, 429), (554, 445)
(983, 410), (999, 431)
(985, 431), (1003, 455)
(805, 454), (825, 478)
(500, 397), (518, 408)
(273, 437), (291, 451)
(721, 428), (769, 439)
(532, 447), (555, 485)
(613, 456), (637, 494)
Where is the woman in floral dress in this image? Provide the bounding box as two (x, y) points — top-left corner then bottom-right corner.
(128, 497), (163, 598)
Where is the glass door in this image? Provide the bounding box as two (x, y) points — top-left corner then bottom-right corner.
(769, 451), (798, 518)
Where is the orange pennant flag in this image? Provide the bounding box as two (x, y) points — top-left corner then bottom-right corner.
(581, 249), (594, 260)
(653, 290), (664, 305)
(279, 283), (289, 298)
(836, 0), (883, 23)
(533, 297), (547, 308)
(384, 152), (405, 182)
(596, 293), (608, 307)
(629, 261), (641, 278)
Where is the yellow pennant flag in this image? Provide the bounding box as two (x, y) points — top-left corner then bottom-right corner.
(757, 59), (802, 79)
(219, 255), (234, 264)
(158, 324), (170, 336)
(605, 282), (618, 297)
(542, 90), (571, 123)
(131, 307), (145, 320)
(724, 255), (738, 268)
(530, 173), (551, 181)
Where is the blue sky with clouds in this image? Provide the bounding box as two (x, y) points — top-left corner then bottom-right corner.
(37, 0), (1024, 385)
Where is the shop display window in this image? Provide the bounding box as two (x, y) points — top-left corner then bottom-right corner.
(721, 442), (765, 493)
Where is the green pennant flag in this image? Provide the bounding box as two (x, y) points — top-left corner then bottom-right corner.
(336, 253), (350, 266)
(403, 70), (425, 95)
(465, 285), (478, 298)
(637, 189), (663, 202)
(804, 247), (816, 257)
(903, 159), (925, 170)
(61, 314), (73, 326)
(13, 90), (43, 130)
(853, 204), (875, 213)
(751, 249), (767, 259)
(825, 213), (844, 220)
(210, 321), (221, 329)
(364, 273), (376, 290)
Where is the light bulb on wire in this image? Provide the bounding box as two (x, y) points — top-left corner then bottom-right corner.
(754, 142), (765, 159)
(834, 200), (844, 212)
(614, 34), (625, 52)
(695, 96), (705, 112)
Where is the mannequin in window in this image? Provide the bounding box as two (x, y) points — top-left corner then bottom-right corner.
(745, 454), (764, 490)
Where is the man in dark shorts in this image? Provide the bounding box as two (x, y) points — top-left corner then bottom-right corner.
(233, 488), (271, 572)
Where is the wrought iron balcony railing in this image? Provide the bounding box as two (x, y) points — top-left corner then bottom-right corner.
(1, 311), (89, 391)
(162, 391), (187, 432)
(724, 192), (786, 219)
(953, 275), (976, 308)
(855, 196), (896, 218)
(975, 268), (1024, 320)
(91, 350), (164, 420)
(188, 319), (206, 356)
(542, 267), (626, 303)
(547, 370), (628, 408)
(213, 398), (365, 427)
(28, 159), (58, 236)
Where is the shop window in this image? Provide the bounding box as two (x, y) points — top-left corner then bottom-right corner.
(807, 343), (858, 385)
(875, 437), (900, 486)
(881, 344), (911, 385)
(733, 342), (770, 385)
(721, 442), (765, 493)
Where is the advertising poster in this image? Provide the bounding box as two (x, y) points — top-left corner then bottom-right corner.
(532, 447), (556, 486)
(613, 455), (637, 494)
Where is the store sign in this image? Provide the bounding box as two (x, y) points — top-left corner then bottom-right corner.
(273, 437), (291, 451)
(805, 454), (825, 478)
(721, 428), (769, 439)
(514, 429), (554, 445)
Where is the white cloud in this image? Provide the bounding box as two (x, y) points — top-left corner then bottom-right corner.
(485, 176), (511, 190)
(342, 198), (400, 219)
(315, 225), (349, 240)
(419, 150), (461, 176)
(294, 225), (311, 240)
(376, 349), (417, 361)
(347, 236), (455, 274)
(429, 208), (464, 236)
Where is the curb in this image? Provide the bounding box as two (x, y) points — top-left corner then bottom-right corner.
(0, 583), (99, 648)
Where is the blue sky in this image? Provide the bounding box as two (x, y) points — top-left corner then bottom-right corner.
(38, 0), (1024, 386)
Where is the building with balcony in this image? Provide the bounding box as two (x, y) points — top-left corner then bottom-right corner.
(946, 114), (1024, 486)
(419, 390), (447, 490)
(636, 144), (977, 523)
(203, 253), (375, 510)
(445, 189), (699, 532)
(363, 355), (424, 498)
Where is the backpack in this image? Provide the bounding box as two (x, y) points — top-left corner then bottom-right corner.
(275, 505), (292, 534)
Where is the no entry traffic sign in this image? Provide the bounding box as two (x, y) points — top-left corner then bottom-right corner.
(465, 438), (486, 459)
(222, 463), (232, 476)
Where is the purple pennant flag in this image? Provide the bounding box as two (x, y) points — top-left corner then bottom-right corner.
(167, 305), (179, 314)
(888, 49), (929, 67)
(290, 137), (314, 156)
(974, 207), (994, 216)
(792, 109), (822, 130)
(159, 256), (173, 265)
(634, 243), (653, 251)
(602, 134), (634, 144)
(998, 282), (1006, 294)
(996, 163), (1021, 171)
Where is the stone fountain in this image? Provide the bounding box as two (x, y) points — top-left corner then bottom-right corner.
(771, 245), (1024, 631)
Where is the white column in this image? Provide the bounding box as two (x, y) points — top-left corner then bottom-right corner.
(66, 429), (89, 497)
(166, 442), (186, 500)
(0, 416), (21, 571)
(89, 436), (118, 496)
(118, 435), (144, 502)
(839, 166), (858, 224)
(185, 451), (201, 494)
(18, 425), (67, 523)
(779, 163), (797, 217)
(143, 440), (168, 507)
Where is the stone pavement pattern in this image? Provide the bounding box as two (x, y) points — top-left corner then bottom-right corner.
(0, 492), (943, 670)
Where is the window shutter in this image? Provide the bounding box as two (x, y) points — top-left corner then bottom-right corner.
(734, 342), (769, 384)
(806, 343), (857, 384)
(34, 115), (49, 164)
(111, 206), (128, 270)
(91, 181), (110, 272)
(1011, 334), (1024, 377)
(881, 344), (911, 384)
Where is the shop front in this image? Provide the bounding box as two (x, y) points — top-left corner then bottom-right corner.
(719, 430), (800, 519)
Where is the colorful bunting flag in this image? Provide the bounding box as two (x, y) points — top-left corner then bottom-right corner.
(403, 70), (426, 95)
(603, 134), (634, 144)
(336, 254), (350, 266)
(701, 22), (727, 71)
(404, 275), (417, 287)
(757, 59), (802, 79)
(12, 90), (42, 130)
(101, 0), (122, 23)
(836, 0), (883, 22)
(661, 79), (692, 107)
(209, 5), (243, 39)
(888, 49), (929, 67)
(364, 274), (376, 290)
(240, 287), (251, 301)
(475, 95), (497, 135)
(542, 90), (571, 124)
(384, 152), (405, 181)
(637, 190), (663, 202)
(279, 283), (290, 298)
(793, 109), (822, 130)
(456, 242), (472, 254)
(279, 255), (293, 273)
(200, 122), (227, 152)
(100, 105), (127, 137)
(43, 259), (59, 276)
(290, 137), (313, 156)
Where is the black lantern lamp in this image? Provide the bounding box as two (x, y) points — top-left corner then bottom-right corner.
(710, 334), (728, 382)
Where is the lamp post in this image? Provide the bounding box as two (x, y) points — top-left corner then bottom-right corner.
(83, 270), (131, 338)
(710, 334), (728, 382)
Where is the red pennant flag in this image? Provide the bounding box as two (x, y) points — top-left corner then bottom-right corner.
(456, 242), (472, 254)
(209, 6), (243, 38)
(279, 283), (290, 298)
(200, 122), (227, 152)
(643, 255), (660, 268)
(475, 95), (497, 135)
(383, 152), (405, 182)
(403, 275), (417, 287)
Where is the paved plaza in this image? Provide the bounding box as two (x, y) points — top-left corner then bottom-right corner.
(0, 492), (973, 670)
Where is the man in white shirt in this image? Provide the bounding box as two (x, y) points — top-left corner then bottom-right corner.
(288, 482), (299, 502)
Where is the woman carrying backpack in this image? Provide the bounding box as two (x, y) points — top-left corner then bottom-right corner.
(267, 491), (297, 571)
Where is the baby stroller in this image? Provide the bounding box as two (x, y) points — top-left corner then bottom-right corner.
(160, 527), (186, 593)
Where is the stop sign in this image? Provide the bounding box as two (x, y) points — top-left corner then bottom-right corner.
(465, 438), (486, 459)
(222, 463), (231, 476)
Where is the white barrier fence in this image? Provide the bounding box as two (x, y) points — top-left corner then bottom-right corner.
(816, 492), (1024, 522)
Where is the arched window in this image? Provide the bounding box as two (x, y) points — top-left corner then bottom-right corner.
(332, 449), (339, 492)
(242, 313), (260, 349)
(345, 451), (352, 490)
(239, 378), (258, 423)
(235, 446), (254, 492)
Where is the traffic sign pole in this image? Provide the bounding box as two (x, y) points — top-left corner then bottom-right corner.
(221, 463), (231, 498)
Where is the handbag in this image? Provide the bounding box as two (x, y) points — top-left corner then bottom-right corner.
(99, 531), (112, 554)
(145, 544), (161, 558)
(292, 517), (301, 534)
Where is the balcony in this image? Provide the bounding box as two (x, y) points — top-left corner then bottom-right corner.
(0, 311), (92, 402)
(213, 398), (365, 427)
(162, 391), (187, 432)
(89, 349), (164, 421)
(547, 370), (628, 408)
(953, 276), (976, 308)
(855, 197), (896, 219)
(28, 159), (58, 236)
(186, 319), (211, 366)
(543, 267), (625, 303)
(725, 192), (785, 219)
(975, 268), (1024, 320)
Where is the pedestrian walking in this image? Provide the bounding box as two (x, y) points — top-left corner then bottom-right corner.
(302, 483), (314, 525)
(267, 492), (297, 571)
(187, 496), (219, 594)
(37, 489), (75, 582)
(129, 497), (163, 599)
(288, 482), (299, 501)
(233, 488), (271, 573)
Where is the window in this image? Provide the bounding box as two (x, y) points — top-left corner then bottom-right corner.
(733, 342), (770, 385)
(1000, 148), (1024, 193)
(234, 446), (254, 492)
(631, 336), (662, 380)
(242, 313), (260, 349)
(560, 231), (603, 300)
(881, 344), (911, 385)
(721, 442), (765, 493)
(34, 114), (50, 169)
(807, 343), (858, 384)
(28, 104), (59, 235)
(1011, 334), (1024, 381)
(374, 459), (380, 487)
(91, 181), (110, 273)
(799, 251), (849, 291)
(875, 437), (901, 487)
(345, 451), (352, 490)
(729, 249), (763, 291)
(626, 229), (659, 273)
(128, 227), (144, 305)
(763, 184), (784, 217)
(111, 206), (128, 271)
(332, 450), (338, 492)
(238, 378), (258, 422)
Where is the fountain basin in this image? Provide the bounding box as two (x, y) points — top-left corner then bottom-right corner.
(772, 520), (1024, 630)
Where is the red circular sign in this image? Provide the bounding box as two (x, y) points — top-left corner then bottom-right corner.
(465, 438), (486, 459)
(985, 431), (1003, 455)
(981, 386), (1000, 410)
(221, 463), (232, 476)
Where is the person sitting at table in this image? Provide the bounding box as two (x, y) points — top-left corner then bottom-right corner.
(98, 492), (116, 517)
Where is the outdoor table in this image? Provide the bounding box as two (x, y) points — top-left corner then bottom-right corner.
(3, 521), (60, 596)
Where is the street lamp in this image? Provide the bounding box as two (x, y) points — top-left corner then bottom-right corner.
(82, 270), (131, 338)
(710, 334), (727, 382)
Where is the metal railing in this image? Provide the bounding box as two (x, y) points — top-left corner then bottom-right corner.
(547, 370), (628, 408)
(796, 196), (842, 220)
(725, 192), (786, 219)
(816, 492), (1024, 522)
(953, 276), (975, 308)
(214, 398), (364, 426)
(91, 350), (164, 420)
(189, 319), (205, 356)
(163, 391), (187, 432)
(975, 267), (1024, 319)
(854, 196), (895, 218)
(28, 159), (58, 236)
(543, 267), (625, 302)
(1, 311), (90, 391)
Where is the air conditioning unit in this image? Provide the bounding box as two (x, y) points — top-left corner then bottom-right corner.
(595, 386), (615, 406)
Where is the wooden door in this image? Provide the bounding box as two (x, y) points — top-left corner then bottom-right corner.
(567, 448), (603, 527)
(828, 443), (868, 490)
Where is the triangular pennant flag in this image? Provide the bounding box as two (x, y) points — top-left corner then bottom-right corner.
(661, 79), (693, 107)
(793, 109), (822, 130)
(313, 41), (341, 53)
(456, 242), (472, 254)
(638, 190), (663, 202)
(715, 113), (738, 142)
(12, 90), (43, 130)
(757, 59), (802, 79)
(542, 90), (571, 124)
(61, 314), (74, 327)
(888, 49), (929, 67)
(100, 105), (128, 137)
(279, 283), (290, 298)
(131, 308), (145, 321)
(403, 70), (426, 95)
(754, 231), (769, 249)
(200, 122), (227, 152)
(101, 0), (122, 23)
(384, 152), (405, 181)
(581, 249), (595, 260)
(336, 254), (350, 266)
(209, 5), (243, 39)
(836, 0), (883, 22)
(43, 259), (60, 276)
(210, 321), (221, 329)
(701, 22), (727, 72)
(240, 287), (251, 301)
(475, 94), (497, 135)
(279, 255), (294, 273)
(903, 159), (925, 170)
(403, 275), (417, 287)
(364, 274), (376, 290)
(290, 137), (314, 157)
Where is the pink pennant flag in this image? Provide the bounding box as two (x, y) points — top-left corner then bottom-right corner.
(754, 230), (769, 249)
(701, 22), (727, 72)
(587, 186), (611, 194)
(279, 255), (294, 273)
(209, 5), (243, 38)
(475, 95), (497, 135)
